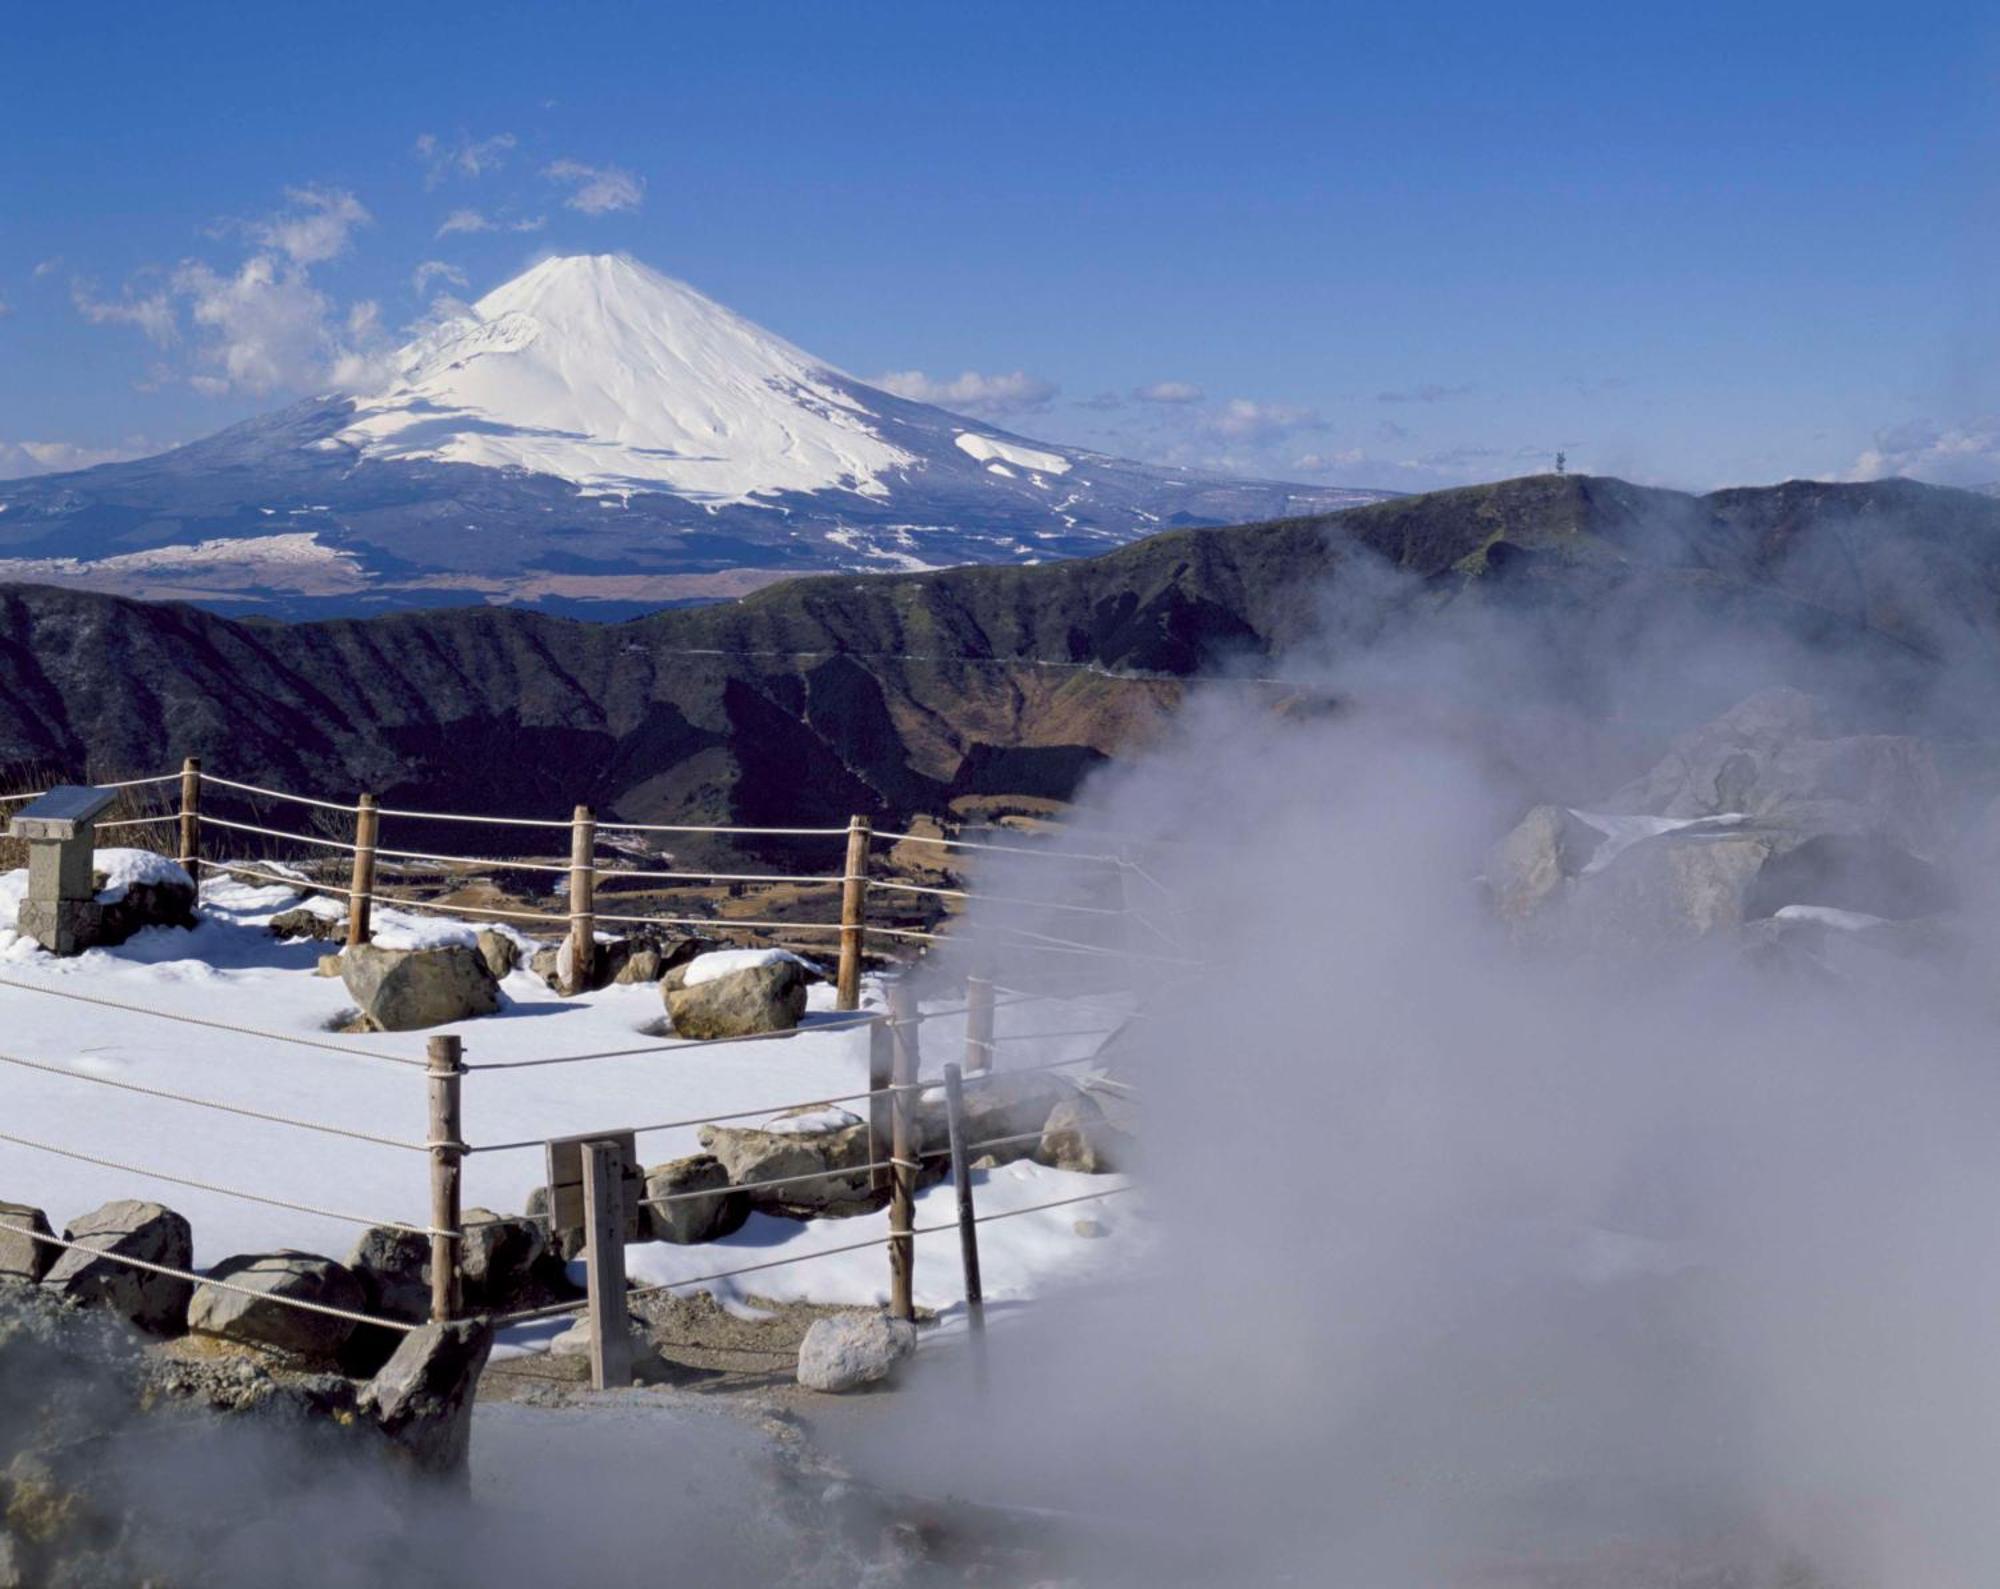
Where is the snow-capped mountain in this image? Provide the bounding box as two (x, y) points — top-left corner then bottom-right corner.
(0, 254), (1391, 616)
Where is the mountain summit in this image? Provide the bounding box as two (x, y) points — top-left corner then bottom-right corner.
(0, 254), (1388, 616)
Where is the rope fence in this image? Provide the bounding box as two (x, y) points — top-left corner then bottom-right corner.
(0, 759), (1164, 1367)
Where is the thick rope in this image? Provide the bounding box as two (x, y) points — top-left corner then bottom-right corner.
(0, 1050), (428, 1151)
(0, 972), (424, 1070)
(94, 814), (178, 831)
(0, 1220), (418, 1332)
(464, 1012), (879, 1072)
(871, 829), (1123, 864)
(202, 774), (358, 814)
(0, 1128), (444, 1238)
(865, 878), (1128, 917)
(596, 819), (851, 838)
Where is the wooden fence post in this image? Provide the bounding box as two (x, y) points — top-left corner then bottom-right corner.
(346, 793), (378, 949)
(868, 1015), (894, 1198)
(426, 1034), (464, 1322)
(837, 814), (871, 1011)
(886, 980), (919, 1322)
(177, 757), (201, 888)
(943, 1061), (985, 1339)
(964, 973), (994, 1075)
(582, 1137), (633, 1390)
(566, 804), (596, 995)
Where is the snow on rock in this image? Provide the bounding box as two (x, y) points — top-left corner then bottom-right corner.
(953, 432), (1072, 476)
(760, 1106), (863, 1136)
(1567, 810), (1750, 875)
(1772, 903), (1889, 931)
(679, 946), (823, 987)
(334, 254), (915, 504)
(93, 850), (194, 905)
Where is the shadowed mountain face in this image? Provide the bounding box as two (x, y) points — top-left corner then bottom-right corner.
(0, 474), (1995, 845)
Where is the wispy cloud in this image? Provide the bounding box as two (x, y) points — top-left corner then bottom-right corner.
(414, 131), (517, 187)
(1376, 382), (1475, 404)
(872, 368), (1059, 417)
(71, 277), (178, 346)
(411, 260), (469, 296)
(1204, 397), (1327, 443)
(249, 186), (371, 266)
(0, 435), (160, 480)
(545, 159), (645, 215)
(1134, 379), (1205, 404)
(435, 207), (546, 238)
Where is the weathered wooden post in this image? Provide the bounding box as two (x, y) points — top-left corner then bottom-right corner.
(964, 973), (995, 1075)
(346, 793), (378, 949)
(177, 757), (201, 888)
(868, 1015), (895, 1198)
(836, 814), (871, 1011)
(943, 1061), (985, 1339)
(886, 980), (920, 1322)
(426, 1034), (464, 1322)
(566, 803), (596, 995)
(582, 1136), (633, 1390)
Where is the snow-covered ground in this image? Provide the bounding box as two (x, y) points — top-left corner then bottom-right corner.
(0, 858), (1143, 1318)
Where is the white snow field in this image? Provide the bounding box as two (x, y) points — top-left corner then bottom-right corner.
(333, 254), (916, 503)
(0, 858), (1142, 1320)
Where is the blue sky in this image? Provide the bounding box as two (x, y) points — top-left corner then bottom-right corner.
(3, 0), (1996, 491)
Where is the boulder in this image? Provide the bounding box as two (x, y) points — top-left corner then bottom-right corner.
(315, 952), (343, 977)
(346, 1226), (432, 1322)
(458, 1210), (548, 1309)
(549, 1311), (648, 1359)
(642, 1154), (749, 1245)
(42, 1200), (193, 1335)
(358, 1318), (495, 1475)
(1038, 1093), (1132, 1175)
(0, 1201), (54, 1283)
(665, 960), (811, 1039)
(615, 945), (665, 984)
(267, 906), (345, 942)
(1484, 804), (1606, 921)
(914, 1071), (1076, 1167)
(1743, 831), (1954, 921)
(340, 942), (500, 1031)
(796, 1311), (917, 1393)
(474, 928), (519, 980)
(188, 1250), (366, 1357)
(699, 1106), (878, 1218)
(1564, 829), (1781, 948)
(90, 859), (198, 945)
(525, 1185), (584, 1262)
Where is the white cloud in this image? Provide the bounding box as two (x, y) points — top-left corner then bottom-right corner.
(545, 159), (645, 215)
(32, 258), (61, 279)
(414, 131), (516, 187)
(251, 186), (371, 266)
(871, 368), (1059, 417)
(1134, 380), (1204, 404)
(1847, 418), (2000, 487)
(71, 278), (178, 346)
(1205, 397), (1327, 443)
(171, 256), (341, 394)
(411, 260), (469, 295)
(0, 436), (158, 479)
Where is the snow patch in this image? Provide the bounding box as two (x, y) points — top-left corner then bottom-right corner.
(1567, 810), (1750, 875)
(954, 432), (1072, 476)
(679, 946), (822, 987)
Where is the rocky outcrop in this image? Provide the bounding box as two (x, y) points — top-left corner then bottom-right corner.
(41, 1200), (193, 1335)
(915, 1071), (1077, 1168)
(458, 1210), (549, 1310)
(340, 941), (501, 1031)
(642, 1154), (749, 1244)
(187, 1251), (366, 1357)
(796, 1311), (917, 1393)
(666, 959), (811, 1039)
(474, 928), (519, 980)
(700, 1106), (879, 1217)
(0, 1202), (53, 1283)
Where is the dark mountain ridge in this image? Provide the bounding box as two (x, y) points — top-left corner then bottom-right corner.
(2, 473), (1994, 849)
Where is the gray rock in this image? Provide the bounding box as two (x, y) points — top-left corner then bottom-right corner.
(0, 1202), (54, 1283)
(42, 1200), (193, 1334)
(358, 1318), (495, 1475)
(92, 866), (198, 945)
(665, 960), (810, 1039)
(474, 928), (520, 980)
(915, 1071), (1075, 1167)
(642, 1154), (749, 1244)
(315, 952), (343, 977)
(614, 944), (664, 984)
(459, 1209), (548, 1309)
(1038, 1094), (1131, 1175)
(549, 1311), (648, 1358)
(699, 1106), (878, 1218)
(346, 1226), (432, 1322)
(796, 1311), (917, 1393)
(340, 941), (500, 1031)
(525, 1185), (584, 1261)
(267, 906), (345, 941)
(1564, 829), (1781, 948)
(188, 1250), (366, 1357)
